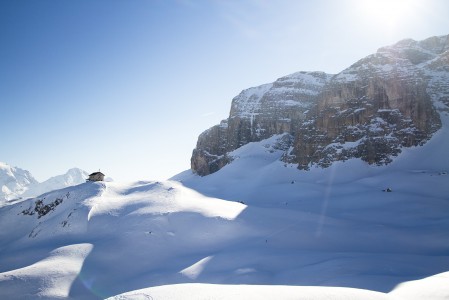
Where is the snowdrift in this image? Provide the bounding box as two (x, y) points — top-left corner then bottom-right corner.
(0, 116), (448, 300)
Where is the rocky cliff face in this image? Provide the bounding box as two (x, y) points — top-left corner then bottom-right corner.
(192, 35), (449, 176)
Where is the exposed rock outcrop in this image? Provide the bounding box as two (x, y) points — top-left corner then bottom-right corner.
(192, 35), (449, 176)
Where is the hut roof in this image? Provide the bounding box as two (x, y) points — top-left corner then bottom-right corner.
(89, 172), (105, 176)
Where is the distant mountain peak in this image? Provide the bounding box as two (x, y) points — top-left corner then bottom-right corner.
(0, 162), (38, 202)
(0, 163), (89, 206)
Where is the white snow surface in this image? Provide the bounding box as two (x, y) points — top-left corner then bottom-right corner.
(0, 162), (38, 203)
(0, 164), (88, 207)
(1, 117), (449, 299)
(23, 168), (90, 200)
(335, 34), (449, 83)
(108, 273), (449, 300)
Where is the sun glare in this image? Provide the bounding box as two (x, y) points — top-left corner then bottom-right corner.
(356, 0), (419, 32)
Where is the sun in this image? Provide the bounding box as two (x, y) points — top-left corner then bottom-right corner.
(355, 0), (420, 32)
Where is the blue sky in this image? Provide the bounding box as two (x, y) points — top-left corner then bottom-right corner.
(1, 0), (449, 181)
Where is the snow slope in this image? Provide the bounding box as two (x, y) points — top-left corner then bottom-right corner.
(0, 106), (448, 299)
(0, 116), (448, 299)
(0, 180), (250, 299)
(108, 273), (449, 300)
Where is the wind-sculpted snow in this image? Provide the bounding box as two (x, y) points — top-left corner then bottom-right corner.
(0, 181), (250, 299)
(108, 274), (449, 300)
(0, 244), (93, 299)
(1, 112), (449, 299)
(1, 34), (449, 300)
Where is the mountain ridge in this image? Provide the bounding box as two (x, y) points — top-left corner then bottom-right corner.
(0, 162), (38, 202)
(1, 34), (449, 300)
(1, 109), (448, 298)
(0, 162), (89, 206)
(191, 34), (449, 176)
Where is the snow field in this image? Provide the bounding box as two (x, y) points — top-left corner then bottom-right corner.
(0, 114), (448, 299)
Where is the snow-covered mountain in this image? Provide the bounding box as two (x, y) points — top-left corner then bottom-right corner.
(1, 34), (449, 299)
(192, 34), (449, 175)
(22, 168), (89, 199)
(1, 117), (448, 299)
(0, 162), (38, 202)
(0, 162), (88, 206)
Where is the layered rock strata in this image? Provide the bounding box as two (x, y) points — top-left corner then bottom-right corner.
(192, 35), (449, 176)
